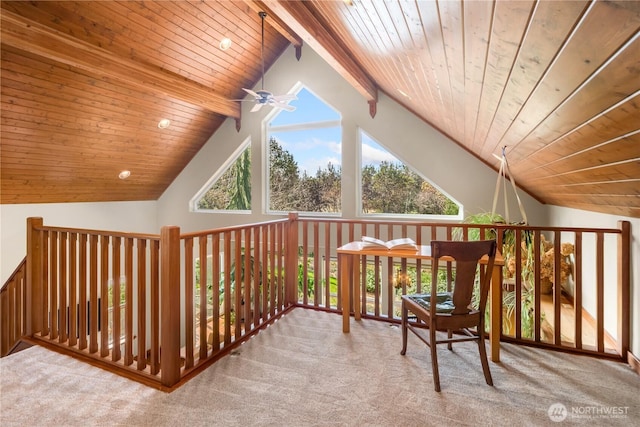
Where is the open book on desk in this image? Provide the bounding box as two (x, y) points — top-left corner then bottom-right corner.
(361, 236), (418, 251)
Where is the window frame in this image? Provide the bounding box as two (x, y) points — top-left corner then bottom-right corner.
(356, 128), (463, 220)
(190, 137), (253, 214)
(263, 85), (343, 217)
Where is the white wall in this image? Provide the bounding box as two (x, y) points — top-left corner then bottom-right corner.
(0, 201), (157, 283)
(548, 206), (639, 356)
(157, 45), (547, 230)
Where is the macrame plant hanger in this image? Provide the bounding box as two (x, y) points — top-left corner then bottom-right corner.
(492, 146), (528, 225)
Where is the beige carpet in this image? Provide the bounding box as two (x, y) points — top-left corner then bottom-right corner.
(1, 308), (638, 426)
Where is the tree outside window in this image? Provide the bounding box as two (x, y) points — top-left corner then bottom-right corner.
(360, 131), (460, 216)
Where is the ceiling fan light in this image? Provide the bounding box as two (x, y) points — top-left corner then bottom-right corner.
(219, 38), (232, 51)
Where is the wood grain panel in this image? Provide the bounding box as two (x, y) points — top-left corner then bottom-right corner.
(1, 0), (638, 217)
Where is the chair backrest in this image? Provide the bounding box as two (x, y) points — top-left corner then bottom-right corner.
(431, 240), (497, 315)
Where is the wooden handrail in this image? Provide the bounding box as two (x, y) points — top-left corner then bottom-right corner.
(0, 257), (27, 356)
(1, 216), (631, 392)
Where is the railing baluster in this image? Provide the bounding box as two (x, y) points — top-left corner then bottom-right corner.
(211, 233), (221, 351)
(252, 228), (261, 326)
(78, 234), (88, 351)
(112, 236), (121, 362)
(596, 232), (604, 353)
(150, 239), (160, 375)
(574, 232), (583, 349)
(184, 237), (194, 369)
(302, 222), (309, 306)
(324, 223), (331, 309)
(313, 222), (320, 307)
(533, 230), (541, 343)
(50, 231), (58, 340)
(234, 229), (242, 340)
(68, 233), (77, 347)
(243, 228), (252, 329)
(100, 235), (109, 357)
(124, 237), (134, 366)
(59, 232), (67, 343)
(136, 239), (147, 371)
(223, 232), (232, 344)
(89, 234), (98, 354)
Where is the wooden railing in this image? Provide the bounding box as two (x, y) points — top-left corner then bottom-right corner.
(9, 216), (294, 389)
(0, 257), (26, 357)
(290, 218), (631, 360)
(0, 215), (631, 390)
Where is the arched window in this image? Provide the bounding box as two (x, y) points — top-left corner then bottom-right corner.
(266, 86), (342, 214)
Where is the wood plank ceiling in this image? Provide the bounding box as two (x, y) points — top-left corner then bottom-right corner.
(1, 1), (639, 218)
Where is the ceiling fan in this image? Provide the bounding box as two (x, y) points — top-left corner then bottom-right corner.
(238, 12), (297, 113)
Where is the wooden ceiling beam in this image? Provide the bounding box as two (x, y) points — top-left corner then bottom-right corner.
(0, 10), (241, 119)
(261, 0), (378, 115)
(245, 0), (303, 59)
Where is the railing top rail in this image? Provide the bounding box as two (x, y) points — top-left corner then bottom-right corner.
(1, 256), (26, 293)
(36, 225), (160, 241)
(180, 217), (290, 240)
(297, 217), (623, 234)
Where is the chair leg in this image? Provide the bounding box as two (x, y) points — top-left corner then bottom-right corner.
(447, 329), (453, 351)
(430, 327), (441, 392)
(400, 302), (408, 356)
(477, 336), (493, 386)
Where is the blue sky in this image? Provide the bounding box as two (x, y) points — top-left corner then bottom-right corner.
(268, 87), (398, 175)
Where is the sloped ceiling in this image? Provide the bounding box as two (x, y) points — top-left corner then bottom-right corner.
(1, 1), (639, 217)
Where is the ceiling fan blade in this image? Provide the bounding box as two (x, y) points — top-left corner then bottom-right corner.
(271, 101), (296, 112)
(250, 102), (264, 113)
(271, 94), (297, 102)
(243, 88), (261, 98)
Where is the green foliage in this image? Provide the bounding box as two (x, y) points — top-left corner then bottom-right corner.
(362, 161), (457, 215)
(298, 263), (315, 296)
(198, 147), (251, 210)
(269, 137), (301, 211)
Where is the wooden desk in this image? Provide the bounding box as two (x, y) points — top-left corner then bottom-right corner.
(337, 242), (504, 362)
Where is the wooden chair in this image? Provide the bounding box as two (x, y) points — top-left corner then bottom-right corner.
(400, 240), (497, 392)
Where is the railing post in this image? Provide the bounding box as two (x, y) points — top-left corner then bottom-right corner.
(160, 225), (181, 387)
(26, 217), (43, 336)
(617, 220), (630, 360)
(285, 213), (299, 305)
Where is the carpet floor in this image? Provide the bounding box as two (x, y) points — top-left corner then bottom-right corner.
(1, 308), (638, 426)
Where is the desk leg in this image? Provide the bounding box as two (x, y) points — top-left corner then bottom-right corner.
(340, 253), (350, 333)
(490, 265), (501, 362)
(353, 255), (361, 321)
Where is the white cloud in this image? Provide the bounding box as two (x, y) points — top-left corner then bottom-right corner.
(361, 142), (397, 165)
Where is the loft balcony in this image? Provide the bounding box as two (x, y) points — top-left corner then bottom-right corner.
(1, 215), (635, 411)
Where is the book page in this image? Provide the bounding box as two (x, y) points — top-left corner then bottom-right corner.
(361, 236), (417, 250)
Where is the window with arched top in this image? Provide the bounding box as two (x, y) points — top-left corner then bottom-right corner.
(265, 86), (342, 215)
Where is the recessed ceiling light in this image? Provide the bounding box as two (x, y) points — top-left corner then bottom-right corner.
(219, 38), (232, 51)
(397, 89), (410, 98)
(118, 170), (131, 180)
(157, 118), (171, 129)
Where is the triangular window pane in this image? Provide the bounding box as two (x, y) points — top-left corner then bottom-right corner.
(360, 130), (460, 216)
(195, 141), (251, 212)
